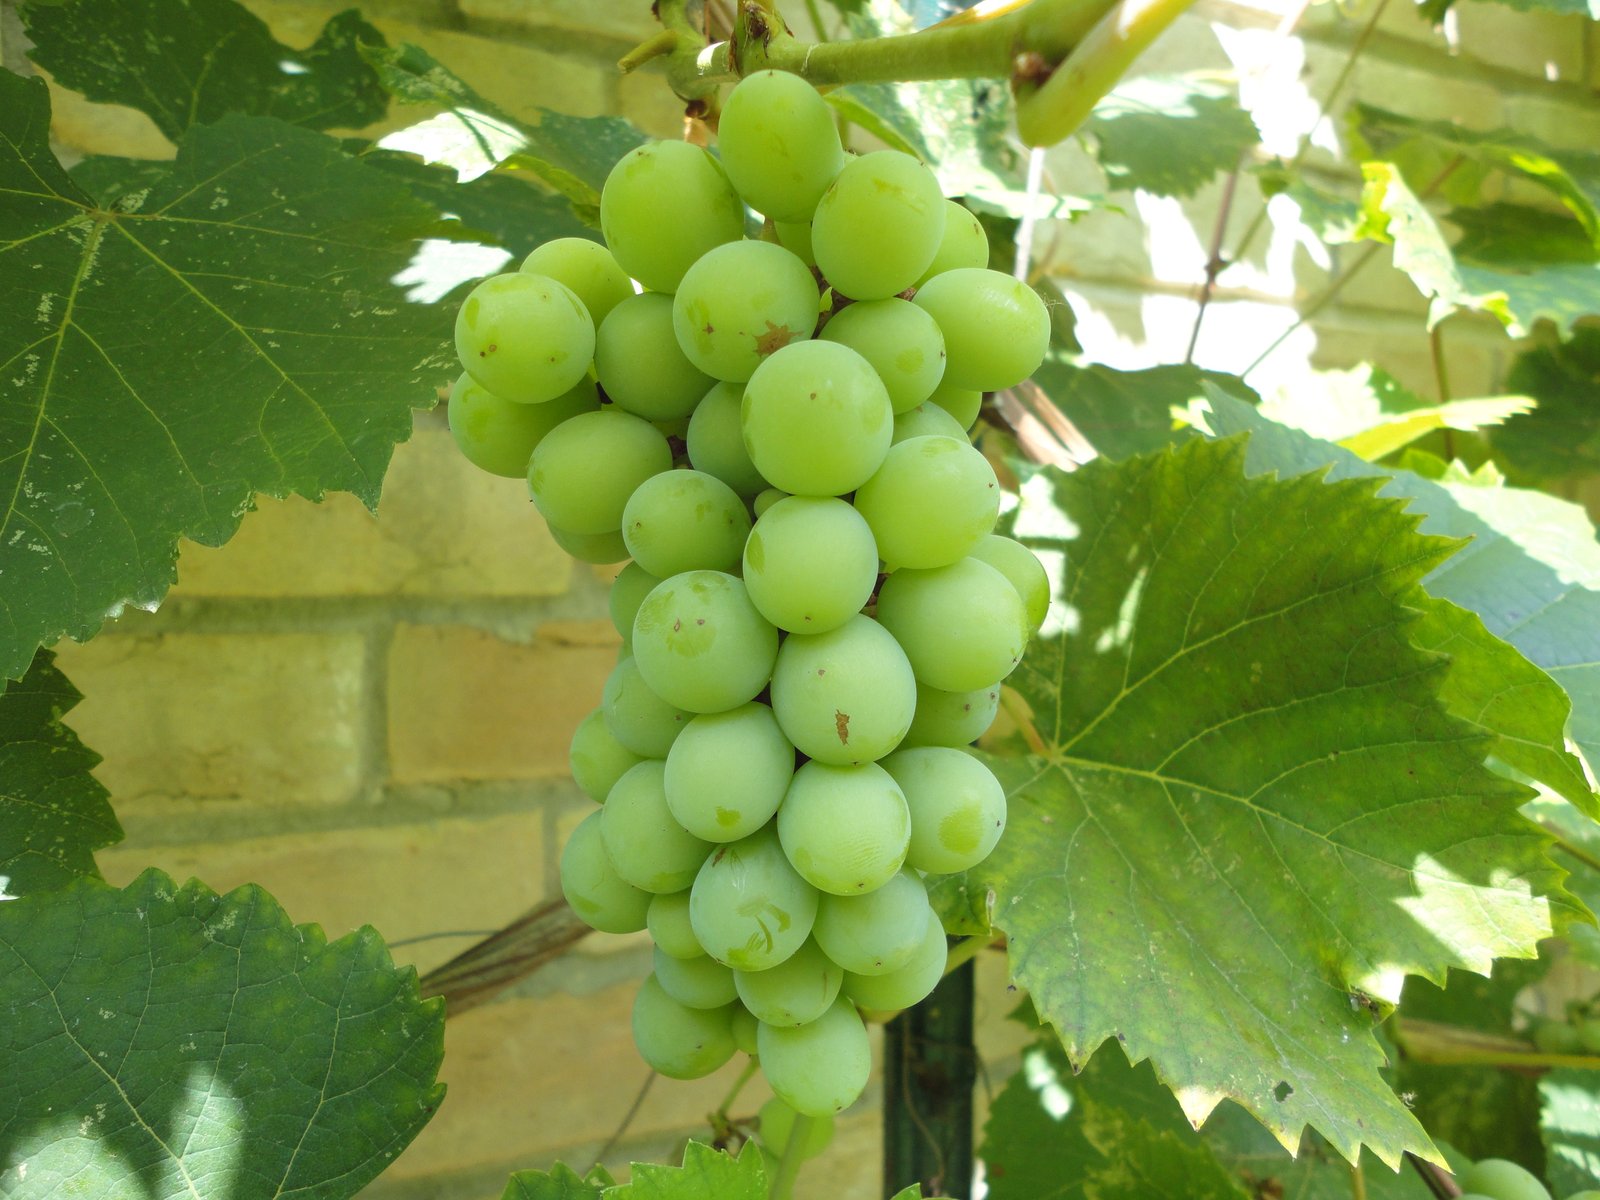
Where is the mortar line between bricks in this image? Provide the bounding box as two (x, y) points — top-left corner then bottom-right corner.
(364, 620), (397, 805)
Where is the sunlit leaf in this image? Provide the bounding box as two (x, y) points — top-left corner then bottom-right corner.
(1084, 74), (1259, 198)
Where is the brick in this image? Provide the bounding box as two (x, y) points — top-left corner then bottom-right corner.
(388, 622), (620, 785)
(53, 632), (367, 808)
(173, 428), (573, 599)
(1346, 55), (1505, 129)
(1453, 7), (1587, 83)
(1503, 92), (1600, 153)
(97, 812), (545, 975)
(617, 68), (694, 140)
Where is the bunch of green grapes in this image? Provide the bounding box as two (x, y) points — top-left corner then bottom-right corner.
(1451, 1157), (1597, 1200)
(447, 69), (1052, 1121)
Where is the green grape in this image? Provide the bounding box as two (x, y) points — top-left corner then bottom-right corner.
(648, 889), (703, 959)
(731, 1004), (761, 1056)
(770, 614), (917, 766)
(447, 372), (598, 478)
(595, 292), (715, 421)
(819, 298), (946, 413)
(876, 557), (1028, 691)
(520, 236), (635, 327)
(569, 707), (645, 802)
(881, 746), (1006, 874)
(600, 760), (711, 893)
(622, 468), (751, 578)
(970, 533), (1050, 632)
(811, 151), (945, 300)
(455, 272), (595, 403)
(549, 524), (629, 564)
(609, 562), (663, 643)
(717, 70), (845, 222)
(774, 220), (815, 266)
(673, 240), (821, 382)
(528, 408), (671, 534)
(754, 487), (790, 517)
(757, 996), (872, 1116)
(560, 808), (651, 933)
(686, 381), (767, 496)
(654, 946), (740, 1009)
(632, 571), (780, 714)
(742, 340), (893, 496)
(1453, 1160), (1551, 1200)
(778, 761), (910, 895)
(600, 141), (745, 292)
(843, 910), (947, 1012)
(812, 870), (931, 975)
(915, 199), (989, 284)
(925, 379), (982, 430)
(603, 655), (690, 757)
(853, 436), (999, 570)
(902, 682), (1000, 748)
(665, 702), (795, 842)
(759, 1097), (834, 1159)
(743, 497), (878, 634)
(690, 824), (819, 971)
(912, 268), (1050, 391)
(1578, 1018), (1600, 1052)
(1530, 1017), (1583, 1054)
(735, 937), (842, 1027)
(631, 974), (737, 1080)
(892, 402), (967, 446)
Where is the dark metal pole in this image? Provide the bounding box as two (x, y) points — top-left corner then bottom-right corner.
(882, 957), (976, 1199)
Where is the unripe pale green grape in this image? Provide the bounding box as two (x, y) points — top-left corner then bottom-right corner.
(759, 1097), (834, 1159)
(812, 870), (932, 975)
(757, 996), (872, 1116)
(779, 761), (910, 895)
(853, 436), (1000, 570)
(601, 141), (745, 292)
(595, 293), (714, 421)
(915, 199), (988, 284)
(602, 655), (689, 758)
(913, 268), (1050, 391)
(903, 682), (1000, 749)
(549, 524), (629, 564)
(600, 760), (711, 893)
(622, 469), (751, 577)
(892, 402), (967, 445)
(731, 1004), (761, 1056)
(654, 946), (740, 1009)
(690, 824), (819, 971)
(881, 747), (1006, 874)
(718, 70), (845, 222)
(970, 533), (1050, 632)
(609, 562), (663, 643)
(455, 272), (595, 403)
(447, 372), (598, 478)
(925, 379), (982, 430)
(843, 909), (947, 1013)
(631, 974), (737, 1079)
(876, 558), (1028, 691)
(665, 702), (795, 842)
(528, 408), (671, 534)
(820, 298), (946, 413)
(569, 707), (645, 802)
(648, 889), (703, 959)
(687, 381), (767, 496)
(811, 151), (945, 300)
(743, 497), (878, 634)
(774, 220), (815, 265)
(735, 937), (842, 1027)
(770, 614), (917, 766)
(754, 487), (789, 517)
(742, 341), (893, 496)
(632, 571), (780, 714)
(521, 236), (634, 327)
(561, 808), (651, 933)
(673, 241), (820, 382)
(1452, 1160), (1551, 1200)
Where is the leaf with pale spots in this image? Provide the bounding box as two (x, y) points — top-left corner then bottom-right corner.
(961, 435), (1577, 1166)
(0, 869), (445, 1198)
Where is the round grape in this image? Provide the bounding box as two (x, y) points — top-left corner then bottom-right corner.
(528, 408), (671, 534)
(718, 70), (845, 222)
(673, 240), (820, 382)
(881, 746), (1007, 874)
(447, 372), (597, 478)
(520, 236), (634, 326)
(913, 268), (1050, 392)
(601, 141), (744, 292)
(690, 824), (819, 972)
(811, 151), (945, 300)
(560, 809), (651, 933)
(455, 272), (594, 403)
(743, 497), (878, 634)
(631, 973), (736, 1079)
(757, 996), (872, 1116)
(778, 761), (910, 895)
(770, 614), (917, 766)
(632, 571), (779, 714)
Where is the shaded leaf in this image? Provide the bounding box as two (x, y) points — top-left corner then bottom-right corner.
(23, 0), (387, 142)
(1028, 361), (1257, 461)
(1526, 796), (1600, 968)
(1493, 328), (1600, 483)
(0, 649), (121, 900)
(1542, 1068), (1600, 1192)
(503, 1162), (611, 1200)
(966, 435), (1576, 1164)
(0, 869), (445, 1197)
(608, 1141), (766, 1200)
(0, 72), (451, 682)
(1084, 74), (1259, 198)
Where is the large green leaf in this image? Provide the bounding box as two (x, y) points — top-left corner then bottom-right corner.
(503, 1163), (614, 1200)
(966, 436), (1576, 1165)
(0, 869), (445, 1198)
(1206, 391), (1600, 793)
(1028, 361), (1257, 462)
(23, 0), (388, 142)
(0, 72), (451, 682)
(1542, 1069), (1600, 1192)
(0, 649), (120, 900)
(1083, 74), (1259, 199)
(609, 1141), (766, 1200)
(1493, 329), (1600, 483)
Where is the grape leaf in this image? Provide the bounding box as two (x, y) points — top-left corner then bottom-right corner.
(0, 869), (445, 1197)
(1493, 328), (1600, 482)
(1083, 74), (1260, 199)
(503, 1162), (614, 1200)
(1542, 1069), (1600, 1191)
(0, 649), (120, 901)
(967, 435), (1577, 1165)
(1027, 361), (1258, 461)
(1528, 795), (1600, 967)
(609, 1141), (766, 1199)
(22, 0), (387, 142)
(0, 72), (452, 683)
